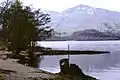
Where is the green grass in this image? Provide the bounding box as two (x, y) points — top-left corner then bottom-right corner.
(51, 76), (64, 80)
(0, 72), (4, 80)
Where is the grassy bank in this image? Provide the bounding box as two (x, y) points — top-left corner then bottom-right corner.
(36, 46), (110, 55)
(39, 50), (110, 55)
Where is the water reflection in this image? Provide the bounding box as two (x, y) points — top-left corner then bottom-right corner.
(38, 41), (120, 80)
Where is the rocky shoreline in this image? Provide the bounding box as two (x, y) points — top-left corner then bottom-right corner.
(0, 51), (98, 80)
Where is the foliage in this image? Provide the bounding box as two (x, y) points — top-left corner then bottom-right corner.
(0, 0), (53, 67)
(0, 0), (53, 54)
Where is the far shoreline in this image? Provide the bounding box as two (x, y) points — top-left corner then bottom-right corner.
(38, 40), (120, 42)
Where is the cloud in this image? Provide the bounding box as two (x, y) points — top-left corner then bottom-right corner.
(20, 0), (120, 12)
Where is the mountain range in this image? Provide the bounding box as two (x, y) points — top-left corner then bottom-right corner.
(46, 4), (120, 36)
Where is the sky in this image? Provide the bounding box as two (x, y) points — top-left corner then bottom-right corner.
(18, 0), (120, 12)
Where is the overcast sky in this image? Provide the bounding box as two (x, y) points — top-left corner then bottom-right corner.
(20, 0), (120, 12)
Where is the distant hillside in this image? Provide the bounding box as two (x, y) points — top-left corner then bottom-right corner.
(46, 29), (119, 41)
(46, 4), (120, 35)
(70, 29), (119, 40)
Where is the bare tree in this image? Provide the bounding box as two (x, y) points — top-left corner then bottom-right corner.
(0, 0), (13, 24)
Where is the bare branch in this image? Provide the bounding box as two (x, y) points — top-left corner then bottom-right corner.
(0, 0), (12, 19)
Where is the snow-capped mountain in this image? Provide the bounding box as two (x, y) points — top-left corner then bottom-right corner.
(47, 4), (120, 35)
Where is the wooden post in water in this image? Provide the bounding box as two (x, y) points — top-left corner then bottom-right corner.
(68, 44), (70, 67)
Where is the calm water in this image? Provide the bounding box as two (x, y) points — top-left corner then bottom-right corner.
(37, 40), (120, 80)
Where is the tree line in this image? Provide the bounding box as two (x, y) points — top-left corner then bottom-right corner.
(0, 0), (53, 67)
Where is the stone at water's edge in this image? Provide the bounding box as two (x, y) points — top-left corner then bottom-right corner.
(59, 58), (97, 80)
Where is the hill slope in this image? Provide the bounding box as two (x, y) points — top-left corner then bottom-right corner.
(46, 29), (119, 41)
(47, 4), (120, 35)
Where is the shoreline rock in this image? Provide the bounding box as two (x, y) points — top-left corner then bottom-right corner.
(0, 51), (98, 80)
(59, 58), (97, 80)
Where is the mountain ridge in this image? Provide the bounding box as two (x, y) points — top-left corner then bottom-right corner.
(46, 4), (120, 36)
